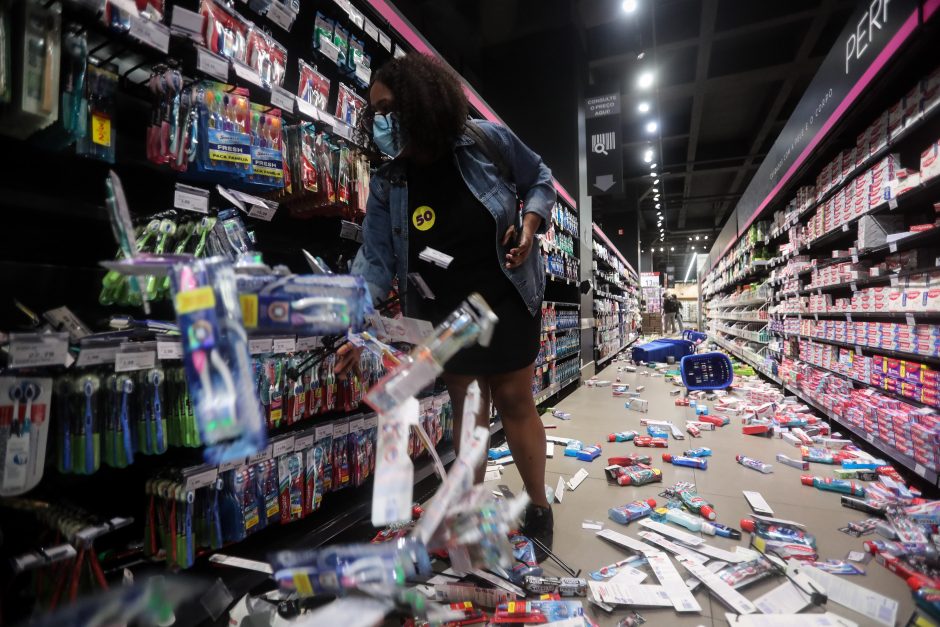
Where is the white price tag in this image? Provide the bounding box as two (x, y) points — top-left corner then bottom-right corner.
(318, 38), (342, 65)
(296, 336), (322, 351)
(349, 418), (365, 433)
(294, 434), (315, 450)
(915, 464), (927, 477)
(247, 203), (277, 221)
(393, 44), (406, 59)
(156, 341), (183, 360)
(272, 337), (296, 353)
(170, 6), (204, 39)
(173, 183), (209, 214)
(185, 468), (219, 491)
(233, 61), (264, 87)
(906, 314), (916, 326)
(196, 46), (230, 81)
(846, 313), (852, 322)
(270, 85), (296, 112)
(333, 421), (349, 437)
(855, 345), (862, 356)
(850, 281), (857, 292)
(890, 276), (899, 287)
(348, 6), (364, 29)
(248, 445), (273, 465)
(315, 424), (333, 441)
(9, 333), (70, 369)
(378, 31), (392, 51)
(115, 351), (157, 372)
(866, 433), (875, 443)
(249, 338), (273, 354)
(296, 96), (320, 121)
(76, 345), (119, 367)
(219, 457), (247, 472)
(363, 18), (378, 41)
(265, 1), (295, 31)
(364, 416), (378, 429)
(889, 242), (898, 253)
(272, 437), (296, 457)
(889, 198), (899, 210)
(852, 254), (859, 263)
(129, 17), (170, 53)
(354, 64), (372, 85)
(842, 224), (849, 232)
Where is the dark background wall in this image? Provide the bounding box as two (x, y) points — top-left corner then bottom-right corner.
(389, 0), (582, 197)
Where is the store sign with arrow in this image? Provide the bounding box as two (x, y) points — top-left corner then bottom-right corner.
(585, 93), (622, 196)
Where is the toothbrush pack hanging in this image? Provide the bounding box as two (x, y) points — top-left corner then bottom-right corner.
(0, 377), (52, 496)
(171, 257), (267, 464)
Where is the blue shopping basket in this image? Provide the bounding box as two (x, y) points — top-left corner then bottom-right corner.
(680, 352), (735, 390)
(683, 330), (707, 345)
(632, 338), (696, 363)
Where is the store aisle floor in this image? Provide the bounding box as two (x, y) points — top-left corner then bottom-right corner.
(492, 358), (916, 626)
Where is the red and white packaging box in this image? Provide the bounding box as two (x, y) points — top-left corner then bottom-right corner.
(921, 141), (940, 182)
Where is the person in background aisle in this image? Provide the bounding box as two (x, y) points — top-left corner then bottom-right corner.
(674, 295), (685, 333)
(663, 292), (679, 335)
(338, 53), (557, 560)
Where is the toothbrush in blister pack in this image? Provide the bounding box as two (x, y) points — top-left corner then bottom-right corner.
(171, 257), (267, 464)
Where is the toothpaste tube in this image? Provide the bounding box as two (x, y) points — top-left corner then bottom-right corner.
(551, 410), (572, 420)
(801, 447), (835, 464)
(647, 425), (670, 439)
(801, 475), (865, 497)
(686, 420), (715, 431)
(614, 465), (662, 486)
(736, 455), (773, 474)
(488, 445), (512, 460)
(683, 447), (712, 458)
(686, 423), (701, 438)
(662, 453), (707, 471)
(608, 431), (638, 442)
(634, 436), (668, 448)
(742, 423), (773, 436)
(674, 485), (716, 519)
(608, 498), (658, 524)
(564, 441), (584, 457)
(608, 455), (652, 466)
(812, 559), (864, 575)
(840, 495), (886, 516)
(842, 458), (888, 470)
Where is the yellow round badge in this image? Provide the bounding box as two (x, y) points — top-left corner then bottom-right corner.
(412, 205), (436, 231)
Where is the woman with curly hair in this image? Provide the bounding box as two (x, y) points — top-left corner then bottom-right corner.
(343, 52), (556, 558)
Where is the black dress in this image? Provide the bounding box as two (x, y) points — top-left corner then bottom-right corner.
(405, 154), (541, 375)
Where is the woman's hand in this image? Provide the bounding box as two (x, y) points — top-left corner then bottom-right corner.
(502, 213), (542, 269)
(333, 342), (364, 379)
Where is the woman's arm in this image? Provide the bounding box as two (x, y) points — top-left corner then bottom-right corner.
(350, 175), (396, 304)
(485, 122), (556, 235)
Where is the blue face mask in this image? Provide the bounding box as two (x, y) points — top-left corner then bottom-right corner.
(372, 112), (403, 157)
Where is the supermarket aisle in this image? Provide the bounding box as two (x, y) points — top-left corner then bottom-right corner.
(493, 357), (915, 627)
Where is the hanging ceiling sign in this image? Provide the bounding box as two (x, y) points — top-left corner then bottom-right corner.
(586, 93), (623, 196)
(715, 0), (922, 267)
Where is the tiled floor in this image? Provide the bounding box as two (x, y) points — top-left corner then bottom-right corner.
(491, 358), (917, 626)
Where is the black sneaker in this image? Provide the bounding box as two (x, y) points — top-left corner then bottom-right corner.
(521, 504), (554, 563)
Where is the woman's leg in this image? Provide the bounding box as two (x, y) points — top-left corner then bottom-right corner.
(442, 373), (490, 484)
(487, 364), (549, 508)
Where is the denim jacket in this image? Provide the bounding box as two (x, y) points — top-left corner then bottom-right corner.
(351, 120), (556, 316)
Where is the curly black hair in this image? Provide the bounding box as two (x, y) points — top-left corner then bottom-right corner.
(372, 53), (469, 158)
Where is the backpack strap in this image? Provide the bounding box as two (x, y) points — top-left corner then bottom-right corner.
(464, 120), (511, 183)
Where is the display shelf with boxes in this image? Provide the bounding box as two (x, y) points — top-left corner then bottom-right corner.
(591, 223), (640, 367)
(704, 5), (940, 489)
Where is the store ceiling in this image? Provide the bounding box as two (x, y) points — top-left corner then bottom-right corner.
(388, 0), (855, 267)
(583, 0), (855, 258)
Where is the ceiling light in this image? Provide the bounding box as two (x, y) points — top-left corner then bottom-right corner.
(622, 0), (638, 12)
(637, 52), (645, 60)
(654, 179), (660, 184)
(654, 195), (659, 200)
(695, 236), (700, 240)
(638, 102), (650, 113)
(684, 252), (698, 281)
(645, 121), (658, 133)
(638, 71), (654, 89)
(643, 149), (653, 163)
(659, 247), (664, 252)
(651, 163), (657, 168)
(656, 205), (661, 210)
(652, 188), (659, 193)
(688, 237), (692, 241)
(704, 235), (709, 240)
(670, 247), (675, 251)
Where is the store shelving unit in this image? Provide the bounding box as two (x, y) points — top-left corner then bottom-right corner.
(0, 0), (588, 618)
(533, 199), (583, 404)
(702, 4), (940, 486)
(592, 223), (639, 366)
